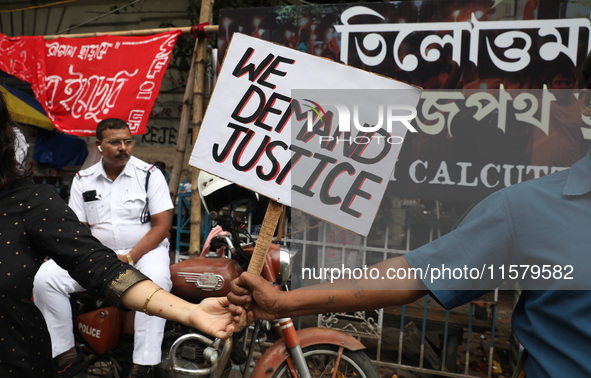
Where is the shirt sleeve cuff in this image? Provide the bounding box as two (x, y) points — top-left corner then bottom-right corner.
(104, 268), (149, 307)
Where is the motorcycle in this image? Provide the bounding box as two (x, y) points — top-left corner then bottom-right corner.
(69, 211), (380, 377)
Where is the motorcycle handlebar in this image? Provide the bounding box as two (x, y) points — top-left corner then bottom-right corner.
(209, 211), (246, 233)
(211, 235), (236, 255)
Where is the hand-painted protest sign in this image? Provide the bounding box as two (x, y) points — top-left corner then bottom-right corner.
(190, 33), (421, 236)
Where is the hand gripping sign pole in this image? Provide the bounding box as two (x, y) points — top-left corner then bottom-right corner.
(244, 199), (319, 378)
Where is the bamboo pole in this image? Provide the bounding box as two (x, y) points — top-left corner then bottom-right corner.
(168, 37), (199, 227)
(189, 0), (215, 257)
(43, 25), (218, 39)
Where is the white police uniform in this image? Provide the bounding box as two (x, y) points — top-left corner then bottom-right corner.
(34, 156), (173, 366)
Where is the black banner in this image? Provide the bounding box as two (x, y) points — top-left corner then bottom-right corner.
(219, 0), (591, 202)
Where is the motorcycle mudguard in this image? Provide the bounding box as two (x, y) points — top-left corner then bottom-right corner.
(75, 306), (122, 355)
(252, 327), (366, 376)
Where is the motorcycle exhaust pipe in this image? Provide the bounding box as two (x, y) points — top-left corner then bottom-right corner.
(170, 334), (230, 376)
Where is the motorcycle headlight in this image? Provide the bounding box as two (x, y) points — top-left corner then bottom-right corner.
(276, 246), (293, 286)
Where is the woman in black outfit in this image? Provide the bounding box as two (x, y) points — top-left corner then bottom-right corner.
(0, 91), (244, 377)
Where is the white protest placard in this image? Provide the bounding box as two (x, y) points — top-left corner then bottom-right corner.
(190, 33), (421, 236)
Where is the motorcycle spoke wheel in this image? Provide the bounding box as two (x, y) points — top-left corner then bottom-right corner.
(273, 344), (379, 378)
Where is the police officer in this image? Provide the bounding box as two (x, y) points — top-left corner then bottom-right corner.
(34, 118), (173, 378)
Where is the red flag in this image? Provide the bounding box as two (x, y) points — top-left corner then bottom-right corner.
(0, 34), (45, 93)
(0, 31), (180, 136)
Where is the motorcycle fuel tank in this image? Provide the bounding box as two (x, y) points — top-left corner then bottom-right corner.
(170, 257), (243, 303)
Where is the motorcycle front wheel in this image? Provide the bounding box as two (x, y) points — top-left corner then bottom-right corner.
(273, 344), (379, 378)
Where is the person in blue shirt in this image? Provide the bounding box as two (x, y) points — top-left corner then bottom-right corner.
(228, 53), (591, 378)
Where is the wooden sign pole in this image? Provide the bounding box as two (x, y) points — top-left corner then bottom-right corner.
(247, 200), (284, 275)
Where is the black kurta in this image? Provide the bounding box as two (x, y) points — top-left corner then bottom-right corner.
(0, 180), (147, 377)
